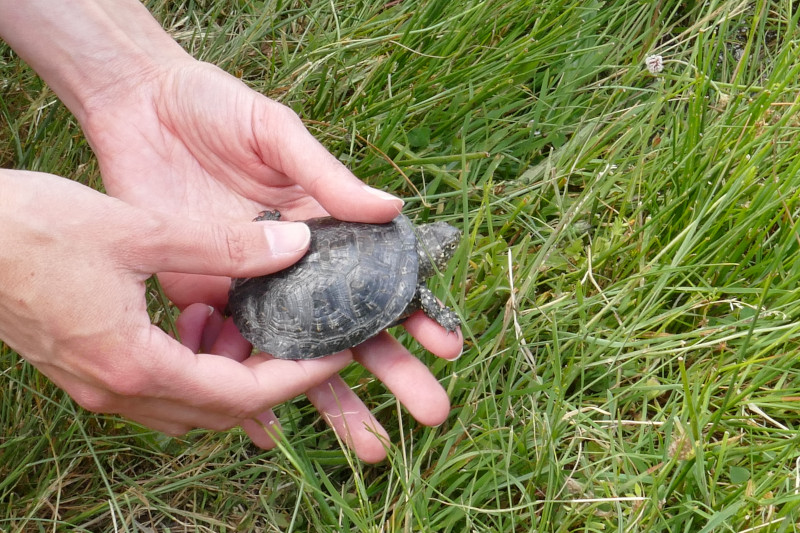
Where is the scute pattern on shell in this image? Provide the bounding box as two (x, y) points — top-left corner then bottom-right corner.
(228, 215), (419, 359)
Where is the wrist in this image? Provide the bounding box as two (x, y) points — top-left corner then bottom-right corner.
(0, 0), (191, 124)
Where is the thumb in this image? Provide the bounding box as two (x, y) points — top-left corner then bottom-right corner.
(130, 213), (310, 277)
(253, 99), (404, 223)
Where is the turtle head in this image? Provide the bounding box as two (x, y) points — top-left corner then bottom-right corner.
(415, 221), (461, 279)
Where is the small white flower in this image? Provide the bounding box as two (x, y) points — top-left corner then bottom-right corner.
(645, 54), (664, 74)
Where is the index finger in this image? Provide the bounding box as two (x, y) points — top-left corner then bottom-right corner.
(252, 99), (404, 223)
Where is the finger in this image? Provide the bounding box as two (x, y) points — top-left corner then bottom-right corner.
(173, 308), (283, 448)
(174, 302), (226, 353)
(176, 304), (243, 357)
(200, 309), (226, 354)
(209, 317), (253, 363)
(116, 397), (240, 433)
(174, 302), (213, 352)
(305, 375), (390, 463)
(253, 99), (404, 222)
(240, 410), (282, 449)
(144, 330), (352, 417)
(403, 310), (464, 360)
(124, 414), (194, 437)
(353, 332), (451, 427)
(42, 362), (243, 433)
(158, 272), (229, 310)
(132, 213), (311, 277)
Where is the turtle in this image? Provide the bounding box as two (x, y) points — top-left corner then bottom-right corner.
(228, 210), (461, 360)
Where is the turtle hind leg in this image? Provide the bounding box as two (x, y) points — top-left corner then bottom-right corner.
(414, 285), (460, 332)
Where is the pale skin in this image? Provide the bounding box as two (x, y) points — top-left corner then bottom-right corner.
(0, 0), (462, 463)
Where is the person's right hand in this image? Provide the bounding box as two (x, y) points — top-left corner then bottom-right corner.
(0, 170), (351, 435)
(175, 303), (457, 463)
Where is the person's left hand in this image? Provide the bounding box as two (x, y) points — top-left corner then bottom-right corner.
(82, 59), (406, 309)
(79, 58), (462, 462)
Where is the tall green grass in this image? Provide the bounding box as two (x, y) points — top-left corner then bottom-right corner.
(4, 0), (800, 530)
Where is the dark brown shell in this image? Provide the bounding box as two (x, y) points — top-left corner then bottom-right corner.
(228, 215), (418, 359)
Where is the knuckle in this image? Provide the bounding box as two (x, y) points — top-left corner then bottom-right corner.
(206, 418), (238, 432)
(238, 404), (264, 420)
(271, 100), (302, 126)
(225, 394), (264, 421)
(71, 386), (116, 413)
(257, 102), (309, 170)
(214, 224), (250, 265)
(255, 100), (303, 146)
(220, 401), (256, 422)
(93, 355), (154, 399)
(161, 425), (192, 437)
(107, 371), (151, 398)
(114, 212), (165, 270)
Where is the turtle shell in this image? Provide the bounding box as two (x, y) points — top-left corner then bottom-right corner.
(228, 214), (418, 359)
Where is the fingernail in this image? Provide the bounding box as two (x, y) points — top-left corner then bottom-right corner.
(263, 222), (310, 255)
(448, 345), (464, 361)
(362, 185), (404, 207)
(207, 305), (215, 316)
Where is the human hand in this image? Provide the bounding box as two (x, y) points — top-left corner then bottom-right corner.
(176, 303), (460, 463)
(0, 0), (463, 460)
(81, 59), (407, 309)
(1, 0), (462, 355)
(80, 59), (463, 461)
(0, 170), (354, 435)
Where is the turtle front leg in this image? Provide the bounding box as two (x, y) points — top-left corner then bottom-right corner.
(254, 210), (281, 222)
(415, 284), (460, 332)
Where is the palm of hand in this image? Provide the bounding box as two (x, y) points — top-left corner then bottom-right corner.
(88, 61), (343, 217)
(84, 61), (352, 307)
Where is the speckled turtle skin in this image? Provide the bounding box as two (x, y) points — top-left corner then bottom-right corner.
(228, 211), (461, 360)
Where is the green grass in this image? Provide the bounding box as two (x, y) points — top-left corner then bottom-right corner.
(5, 0), (800, 530)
